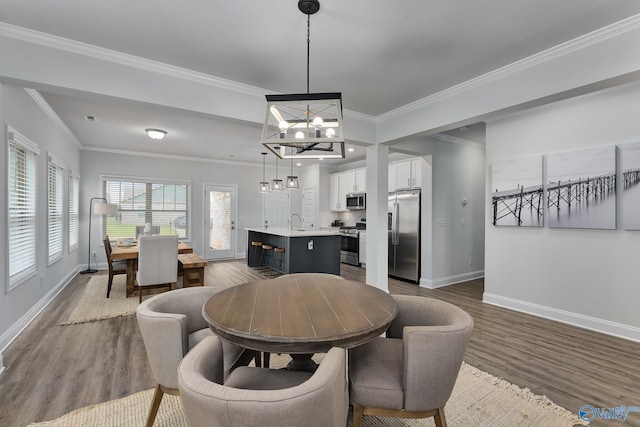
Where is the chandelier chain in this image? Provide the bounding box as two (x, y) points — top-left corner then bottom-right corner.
(307, 14), (311, 95)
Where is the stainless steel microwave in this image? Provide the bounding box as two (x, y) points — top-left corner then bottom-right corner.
(346, 193), (366, 210)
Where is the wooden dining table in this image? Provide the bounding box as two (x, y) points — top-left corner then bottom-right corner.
(111, 238), (193, 297)
(203, 275), (398, 371)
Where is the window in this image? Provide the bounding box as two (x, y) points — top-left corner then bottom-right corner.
(102, 177), (190, 240)
(47, 153), (64, 265)
(7, 126), (39, 290)
(69, 171), (80, 252)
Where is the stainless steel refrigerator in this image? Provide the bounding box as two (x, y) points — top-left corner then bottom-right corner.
(388, 189), (420, 283)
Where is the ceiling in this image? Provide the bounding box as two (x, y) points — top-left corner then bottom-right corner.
(2, 0), (640, 165)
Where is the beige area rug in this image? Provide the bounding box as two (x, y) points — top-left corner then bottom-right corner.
(28, 354), (586, 427)
(60, 275), (138, 325)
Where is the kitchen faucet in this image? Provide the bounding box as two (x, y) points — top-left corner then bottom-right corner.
(290, 213), (302, 230)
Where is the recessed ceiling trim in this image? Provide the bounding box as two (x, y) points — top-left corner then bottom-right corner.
(377, 13), (640, 122)
(23, 88), (83, 148)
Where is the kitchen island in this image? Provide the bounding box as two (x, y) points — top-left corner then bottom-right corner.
(246, 227), (341, 275)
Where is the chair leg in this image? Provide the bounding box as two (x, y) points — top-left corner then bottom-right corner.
(139, 286), (143, 303)
(145, 384), (164, 427)
(434, 407), (447, 427)
(352, 405), (363, 427)
(106, 273), (113, 298)
(263, 352), (271, 368)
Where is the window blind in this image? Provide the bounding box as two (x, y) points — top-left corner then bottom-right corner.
(7, 127), (39, 290)
(102, 177), (190, 240)
(69, 171), (80, 252)
(48, 153), (64, 265)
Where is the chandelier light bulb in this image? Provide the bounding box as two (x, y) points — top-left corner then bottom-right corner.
(312, 116), (324, 127)
(326, 128), (336, 138)
(295, 131), (305, 139)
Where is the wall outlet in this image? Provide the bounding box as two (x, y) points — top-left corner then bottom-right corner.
(469, 257), (473, 266)
(307, 240), (314, 250)
(92, 250), (97, 257)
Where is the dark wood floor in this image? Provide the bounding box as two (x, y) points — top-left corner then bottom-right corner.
(1, 261), (639, 427)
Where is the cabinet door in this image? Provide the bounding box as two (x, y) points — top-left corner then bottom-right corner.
(329, 173), (341, 211)
(395, 161), (412, 190)
(341, 171), (356, 195)
(411, 159), (422, 188)
(355, 168), (366, 192)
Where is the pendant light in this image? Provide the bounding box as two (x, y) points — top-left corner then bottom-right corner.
(286, 158), (300, 189)
(271, 154), (284, 191)
(261, 0), (345, 159)
(259, 152), (270, 193)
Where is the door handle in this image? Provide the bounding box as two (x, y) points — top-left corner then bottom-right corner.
(393, 202), (399, 244)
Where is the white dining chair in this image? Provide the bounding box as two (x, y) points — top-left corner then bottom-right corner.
(137, 234), (178, 302)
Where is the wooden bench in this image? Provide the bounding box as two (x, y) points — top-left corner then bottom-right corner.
(178, 253), (207, 287)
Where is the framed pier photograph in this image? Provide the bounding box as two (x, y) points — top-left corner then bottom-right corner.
(622, 142), (640, 230)
(546, 146), (616, 230)
(491, 156), (543, 227)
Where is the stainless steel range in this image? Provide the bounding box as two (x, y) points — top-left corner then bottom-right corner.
(339, 223), (366, 266)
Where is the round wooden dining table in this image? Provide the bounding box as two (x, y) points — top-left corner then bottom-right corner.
(203, 275), (398, 370)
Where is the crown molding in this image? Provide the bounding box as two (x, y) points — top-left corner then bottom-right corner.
(82, 146), (267, 167)
(378, 14), (640, 122)
(1, 22), (374, 123)
(23, 88), (83, 148)
(431, 133), (485, 149)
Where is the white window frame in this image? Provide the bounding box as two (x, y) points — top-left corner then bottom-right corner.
(47, 153), (65, 266)
(68, 170), (80, 253)
(101, 175), (191, 241)
(7, 126), (40, 291)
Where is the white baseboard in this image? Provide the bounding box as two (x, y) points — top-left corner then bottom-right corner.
(236, 252), (246, 259)
(419, 270), (484, 289)
(0, 268), (78, 370)
(483, 293), (640, 343)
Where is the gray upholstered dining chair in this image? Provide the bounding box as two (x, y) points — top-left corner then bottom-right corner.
(136, 234), (178, 302)
(103, 235), (126, 298)
(178, 335), (349, 427)
(349, 295), (473, 427)
(136, 287), (257, 427)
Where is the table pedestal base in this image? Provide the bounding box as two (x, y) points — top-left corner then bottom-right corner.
(286, 354), (318, 372)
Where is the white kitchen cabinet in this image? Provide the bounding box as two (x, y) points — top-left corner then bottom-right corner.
(354, 168), (366, 192)
(330, 168), (367, 212)
(411, 158), (422, 188)
(340, 171), (355, 196)
(389, 159), (422, 190)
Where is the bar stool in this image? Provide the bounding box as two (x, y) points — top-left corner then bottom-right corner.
(249, 241), (263, 267)
(260, 244), (274, 275)
(273, 247), (286, 276)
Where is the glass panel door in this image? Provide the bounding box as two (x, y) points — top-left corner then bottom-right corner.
(204, 185), (236, 260)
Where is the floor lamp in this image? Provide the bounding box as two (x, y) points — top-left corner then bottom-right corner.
(80, 197), (117, 274)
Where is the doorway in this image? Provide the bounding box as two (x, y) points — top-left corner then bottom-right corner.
(204, 184), (236, 260)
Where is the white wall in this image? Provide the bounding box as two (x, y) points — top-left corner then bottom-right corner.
(80, 150), (264, 266)
(0, 84), (81, 362)
(429, 140), (485, 286)
(484, 81), (640, 341)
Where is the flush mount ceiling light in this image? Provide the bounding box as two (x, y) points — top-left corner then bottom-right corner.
(261, 0), (345, 160)
(145, 128), (167, 140)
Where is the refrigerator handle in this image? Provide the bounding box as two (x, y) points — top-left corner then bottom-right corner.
(393, 202), (400, 244)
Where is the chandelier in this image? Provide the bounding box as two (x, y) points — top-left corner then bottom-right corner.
(261, 0), (345, 159)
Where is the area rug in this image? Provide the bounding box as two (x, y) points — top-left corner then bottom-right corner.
(60, 275), (138, 325)
(27, 358), (586, 427)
